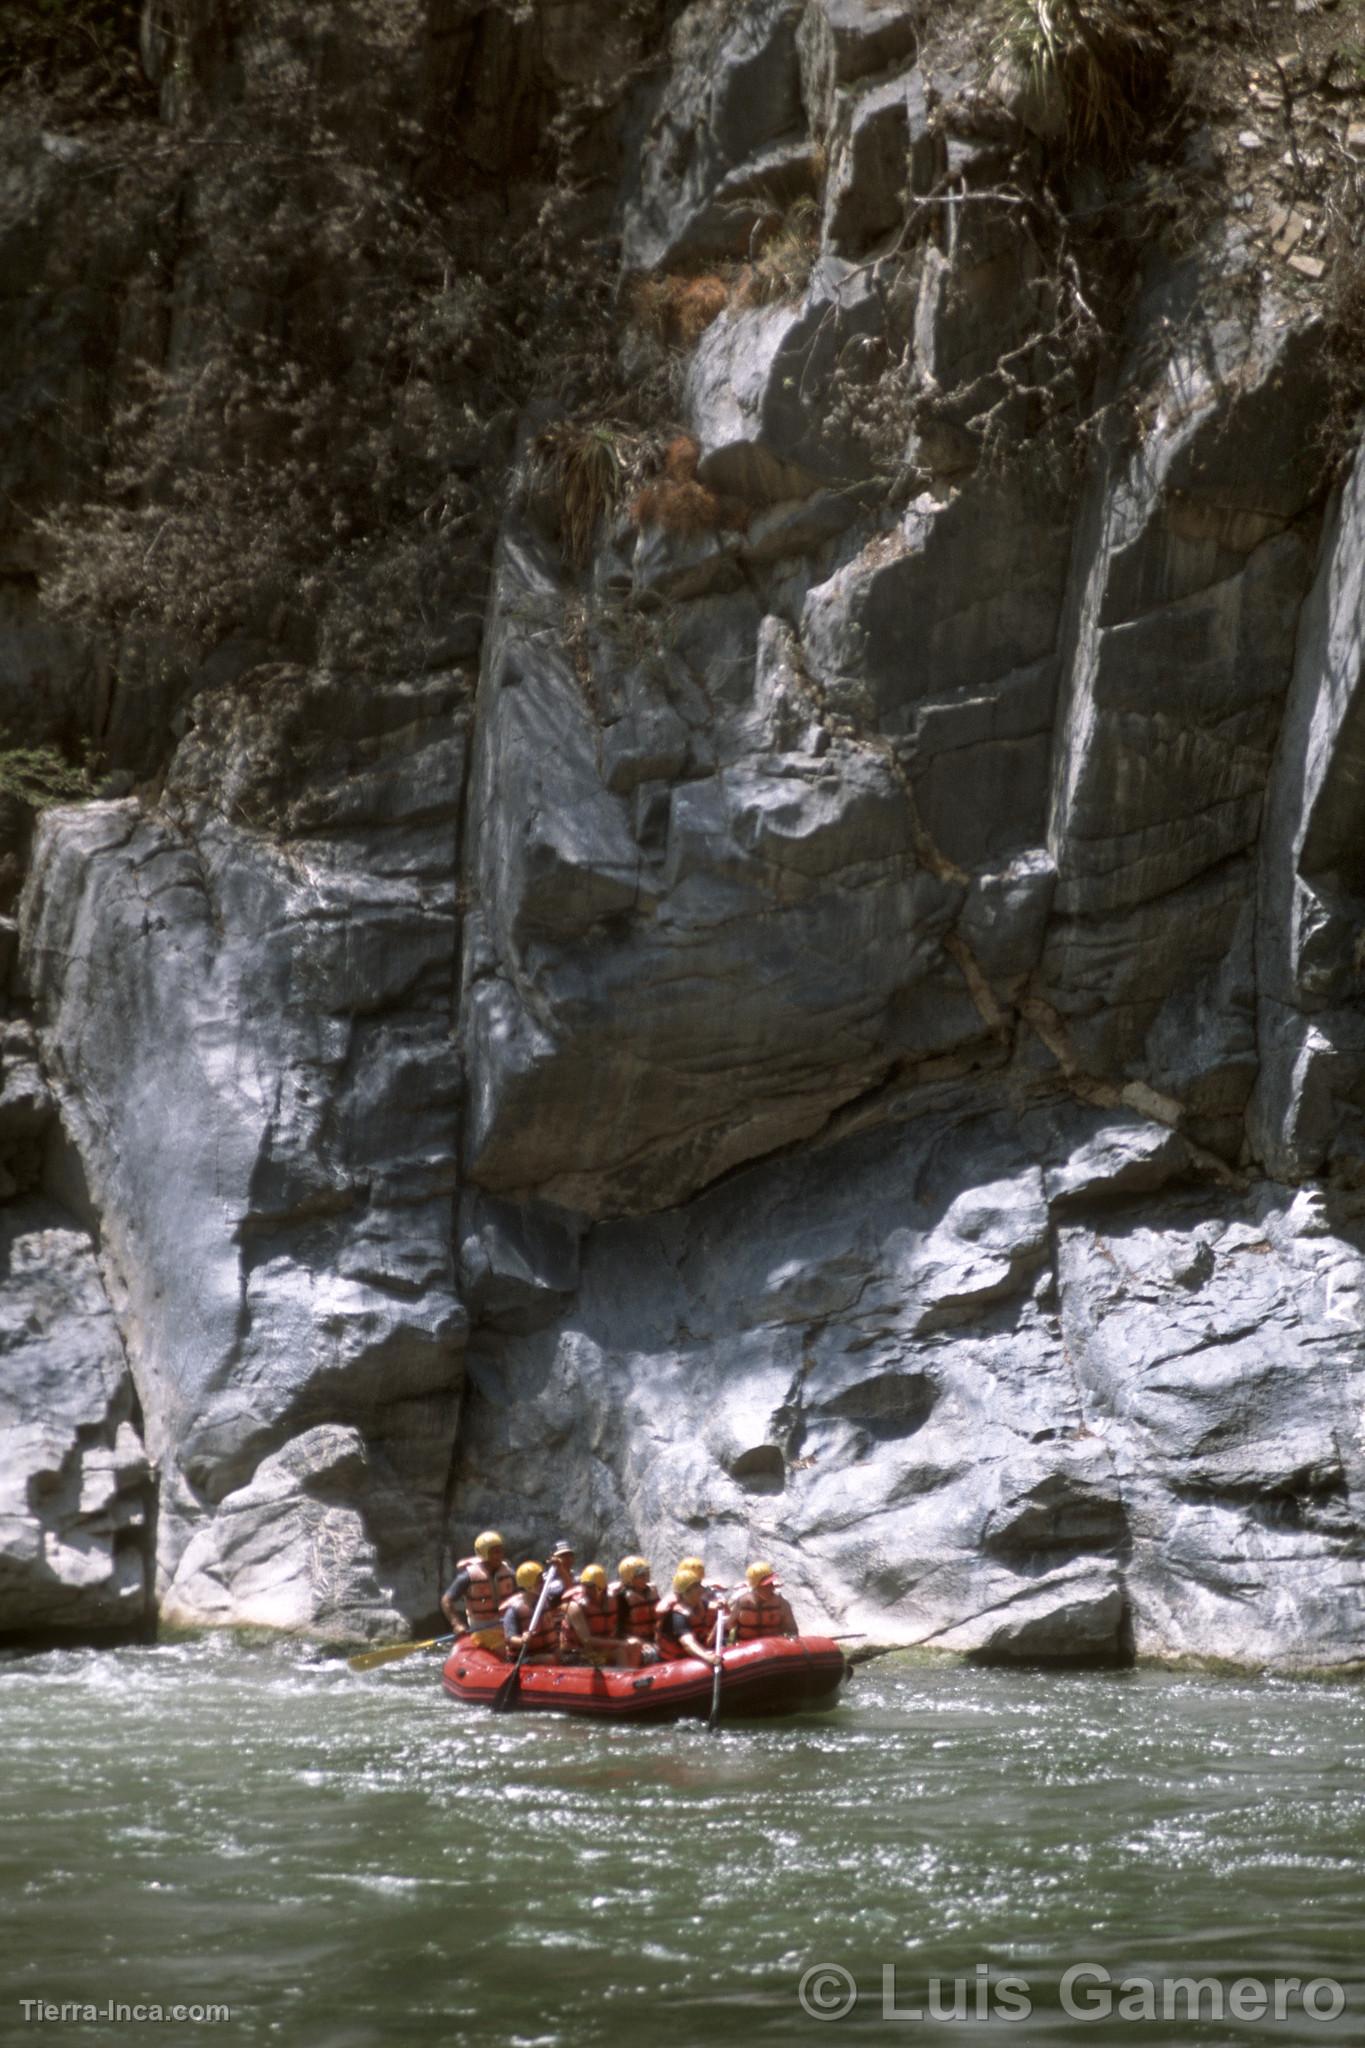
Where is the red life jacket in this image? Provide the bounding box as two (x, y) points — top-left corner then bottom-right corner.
(732, 1586), (787, 1641)
(458, 1555), (516, 1628)
(559, 1587), (615, 1659)
(610, 1580), (658, 1642)
(654, 1592), (705, 1661)
(500, 1591), (557, 1660)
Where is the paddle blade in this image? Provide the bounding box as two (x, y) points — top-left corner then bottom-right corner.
(348, 1636), (438, 1673)
(489, 1665), (522, 1714)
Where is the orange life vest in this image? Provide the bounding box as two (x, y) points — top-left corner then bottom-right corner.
(610, 1579), (658, 1642)
(559, 1587), (615, 1659)
(654, 1592), (705, 1660)
(500, 1590), (557, 1660)
(732, 1586), (787, 1641)
(458, 1555), (516, 1629)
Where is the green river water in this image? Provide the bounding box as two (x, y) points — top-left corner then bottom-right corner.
(2, 1637), (1362, 2048)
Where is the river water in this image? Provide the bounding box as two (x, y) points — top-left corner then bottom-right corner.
(3, 1637), (1362, 2047)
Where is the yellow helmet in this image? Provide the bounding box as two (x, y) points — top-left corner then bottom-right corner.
(679, 1555), (706, 1576)
(516, 1560), (544, 1591)
(617, 1555), (649, 1582)
(673, 1567), (703, 1594)
(746, 1561), (776, 1587)
(474, 1530), (505, 1558)
(580, 1563), (608, 1590)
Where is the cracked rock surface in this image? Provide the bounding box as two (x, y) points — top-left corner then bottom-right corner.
(0, 1202), (150, 1638)
(7, 0), (1365, 1667)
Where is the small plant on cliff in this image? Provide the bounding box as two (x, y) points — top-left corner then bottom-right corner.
(998, 0), (1170, 163)
(630, 273), (731, 347)
(0, 743), (97, 810)
(531, 423), (625, 571)
(628, 434), (749, 536)
(734, 196), (822, 308)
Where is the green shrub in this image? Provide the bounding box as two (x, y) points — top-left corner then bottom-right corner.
(0, 745), (97, 810)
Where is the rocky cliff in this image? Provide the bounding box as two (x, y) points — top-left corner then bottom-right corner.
(4, 0), (1365, 1671)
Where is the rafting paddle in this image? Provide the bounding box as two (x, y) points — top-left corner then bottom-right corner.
(348, 1631), (457, 1673)
(706, 1601), (726, 1734)
(491, 1569), (556, 1714)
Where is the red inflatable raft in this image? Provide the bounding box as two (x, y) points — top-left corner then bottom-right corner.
(441, 1635), (847, 1721)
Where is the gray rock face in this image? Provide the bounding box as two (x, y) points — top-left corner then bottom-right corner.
(21, 672), (467, 1640)
(453, 1099), (1121, 1664)
(1250, 440), (1365, 1183)
(686, 259), (890, 502)
(453, 1106), (1365, 1673)
(459, 524), (967, 1217)
(798, 1), (922, 122)
(9, 0), (1365, 1673)
(0, 1201), (150, 1637)
(1058, 1187), (1365, 1671)
(623, 0), (810, 271)
(160, 1423), (419, 1637)
(1042, 312), (1327, 1132)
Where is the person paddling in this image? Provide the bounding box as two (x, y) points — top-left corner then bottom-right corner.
(559, 1564), (641, 1668)
(501, 1561), (558, 1664)
(678, 1553), (728, 1648)
(441, 1530), (515, 1653)
(729, 1561), (798, 1642)
(655, 1569), (722, 1666)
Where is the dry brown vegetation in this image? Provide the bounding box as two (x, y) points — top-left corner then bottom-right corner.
(625, 193), (823, 367)
(629, 435), (750, 536)
(630, 273), (732, 346)
(629, 480), (728, 537)
(10, 0), (673, 709)
(531, 423), (651, 570)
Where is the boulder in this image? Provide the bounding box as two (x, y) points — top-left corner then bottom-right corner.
(1057, 1189), (1365, 1672)
(0, 1201), (150, 1638)
(159, 1425), (412, 1642)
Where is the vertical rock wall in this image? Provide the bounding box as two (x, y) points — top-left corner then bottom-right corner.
(20, 674), (467, 1640)
(7, 0), (1365, 1667)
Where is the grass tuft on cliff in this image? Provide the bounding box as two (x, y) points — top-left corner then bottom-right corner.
(0, 744), (97, 811)
(531, 423), (634, 572)
(997, 0), (1171, 164)
(734, 195), (822, 307)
